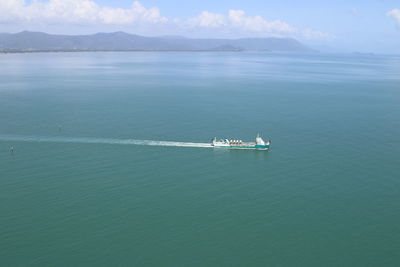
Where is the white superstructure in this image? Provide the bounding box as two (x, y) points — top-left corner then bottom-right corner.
(211, 134), (270, 150)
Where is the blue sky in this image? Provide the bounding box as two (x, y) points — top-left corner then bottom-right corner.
(1, 0), (400, 53)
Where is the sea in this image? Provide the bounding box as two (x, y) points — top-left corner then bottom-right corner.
(0, 51), (399, 266)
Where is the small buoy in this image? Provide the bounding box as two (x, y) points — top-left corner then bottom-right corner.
(10, 146), (14, 155)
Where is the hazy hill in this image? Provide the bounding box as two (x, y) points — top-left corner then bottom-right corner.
(0, 31), (313, 52)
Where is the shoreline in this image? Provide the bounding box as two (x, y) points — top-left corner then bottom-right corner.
(0, 49), (245, 54)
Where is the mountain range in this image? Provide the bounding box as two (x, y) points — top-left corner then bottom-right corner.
(0, 31), (313, 52)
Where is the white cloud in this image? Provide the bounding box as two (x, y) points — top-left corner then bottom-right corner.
(387, 9), (400, 23)
(0, 0), (332, 40)
(186, 9), (333, 39)
(0, 0), (166, 25)
(185, 9), (296, 36)
(227, 10), (295, 34)
(188, 11), (225, 28)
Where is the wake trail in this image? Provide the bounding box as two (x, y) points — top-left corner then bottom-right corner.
(0, 135), (212, 148)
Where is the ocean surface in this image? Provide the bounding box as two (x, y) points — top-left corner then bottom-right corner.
(1, 51), (399, 266)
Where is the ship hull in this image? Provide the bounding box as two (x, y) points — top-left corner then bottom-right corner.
(212, 144), (270, 150)
(211, 135), (270, 150)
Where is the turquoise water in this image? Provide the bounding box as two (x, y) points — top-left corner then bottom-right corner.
(1, 52), (400, 266)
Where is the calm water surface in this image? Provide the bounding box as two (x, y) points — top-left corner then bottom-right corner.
(1, 52), (400, 266)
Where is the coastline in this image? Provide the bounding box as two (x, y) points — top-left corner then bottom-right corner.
(0, 49), (244, 54)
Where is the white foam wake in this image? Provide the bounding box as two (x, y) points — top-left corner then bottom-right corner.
(0, 135), (212, 148)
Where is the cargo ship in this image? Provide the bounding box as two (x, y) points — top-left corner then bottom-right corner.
(211, 134), (270, 150)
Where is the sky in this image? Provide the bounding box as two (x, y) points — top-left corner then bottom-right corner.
(0, 0), (399, 53)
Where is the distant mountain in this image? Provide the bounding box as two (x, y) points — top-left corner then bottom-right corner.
(0, 31), (313, 52)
